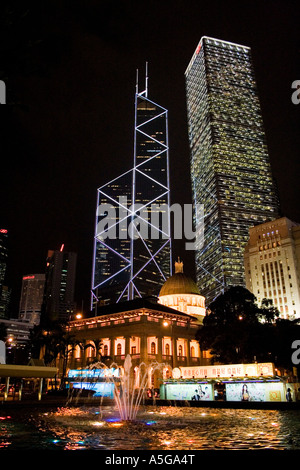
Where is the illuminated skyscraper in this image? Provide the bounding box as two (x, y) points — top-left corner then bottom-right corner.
(185, 37), (280, 305)
(18, 274), (45, 325)
(91, 67), (172, 308)
(42, 246), (77, 322)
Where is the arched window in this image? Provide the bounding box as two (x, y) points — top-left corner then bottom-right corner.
(74, 344), (81, 359)
(178, 344), (183, 357)
(151, 342), (156, 354)
(117, 343), (122, 356)
(191, 346), (195, 357)
(165, 343), (170, 355)
(103, 344), (108, 356)
(86, 342), (95, 358)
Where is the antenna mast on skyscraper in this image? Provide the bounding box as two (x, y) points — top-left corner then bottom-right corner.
(145, 61), (148, 97)
(136, 62), (149, 97)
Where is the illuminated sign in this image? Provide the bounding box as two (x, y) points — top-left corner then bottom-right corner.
(175, 363), (275, 379)
(225, 381), (284, 402)
(68, 368), (120, 379)
(23, 275), (35, 280)
(72, 382), (114, 398)
(165, 383), (213, 401)
(0, 229), (8, 234)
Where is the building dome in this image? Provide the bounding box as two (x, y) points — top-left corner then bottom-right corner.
(159, 258), (200, 296)
(158, 259), (205, 323)
(159, 270), (200, 297)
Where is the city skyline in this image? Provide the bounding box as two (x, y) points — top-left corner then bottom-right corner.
(0, 1), (299, 315)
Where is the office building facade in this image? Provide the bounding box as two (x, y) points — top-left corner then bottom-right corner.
(185, 36), (280, 305)
(244, 217), (300, 319)
(42, 247), (77, 323)
(18, 274), (45, 325)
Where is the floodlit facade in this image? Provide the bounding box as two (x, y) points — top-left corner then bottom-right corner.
(66, 297), (203, 389)
(244, 217), (300, 319)
(92, 67), (172, 309)
(185, 36), (280, 305)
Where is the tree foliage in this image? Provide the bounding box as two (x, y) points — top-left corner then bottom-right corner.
(195, 286), (298, 367)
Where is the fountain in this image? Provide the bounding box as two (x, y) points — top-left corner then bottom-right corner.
(67, 354), (164, 421)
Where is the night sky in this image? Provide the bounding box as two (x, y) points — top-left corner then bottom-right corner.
(0, 0), (299, 316)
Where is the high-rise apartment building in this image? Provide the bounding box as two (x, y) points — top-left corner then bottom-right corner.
(244, 217), (300, 319)
(91, 68), (172, 308)
(185, 36), (280, 305)
(18, 274), (45, 325)
(42, 247), (77, 323)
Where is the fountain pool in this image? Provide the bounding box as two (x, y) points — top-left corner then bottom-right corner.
(2, 356), (300, 451)
(1, 404), (300, 450)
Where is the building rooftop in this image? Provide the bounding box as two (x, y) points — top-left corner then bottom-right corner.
(92, 296), (194, 319)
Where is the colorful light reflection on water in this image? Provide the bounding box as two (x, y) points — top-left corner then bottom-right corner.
(1, 405), (300, 450)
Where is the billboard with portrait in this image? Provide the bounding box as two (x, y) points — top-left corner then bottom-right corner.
(164, 383), (213, 401)
(225, 381), (285, 402)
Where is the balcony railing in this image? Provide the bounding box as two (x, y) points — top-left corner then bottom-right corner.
(114, 355), (125, 362)
(177, 356), (187, 363)
(162, 355), (173, 363)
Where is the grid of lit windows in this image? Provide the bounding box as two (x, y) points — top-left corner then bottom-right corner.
(244, 218), (300, 320)
(185, 37), (280, 304)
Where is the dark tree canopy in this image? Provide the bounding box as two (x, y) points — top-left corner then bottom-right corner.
(195, 286), (295, 366)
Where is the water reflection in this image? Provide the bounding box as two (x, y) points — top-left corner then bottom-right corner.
(1, 405), (300, 450)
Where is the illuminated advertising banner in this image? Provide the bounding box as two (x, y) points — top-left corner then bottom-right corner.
(72, 382), (115, 398)
(68, 368), (120, 379)
(164, 383), (213, 401)
(175, 363), (275, 379)
(225, 381), (285, 402)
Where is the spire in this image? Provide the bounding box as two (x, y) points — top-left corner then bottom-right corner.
(136, 68), (139, 94)
(175, 257), (184, 273)
(135, 62), (149, 97)
(145, 61), (148, 97)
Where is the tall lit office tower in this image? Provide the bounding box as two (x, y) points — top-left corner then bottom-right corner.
(42, 246), (77, 322)
(0, 229), (10, 318)
(185, 37), (280, 305)
(18, 274), (45, 325)
(92, 67), (172, 308)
